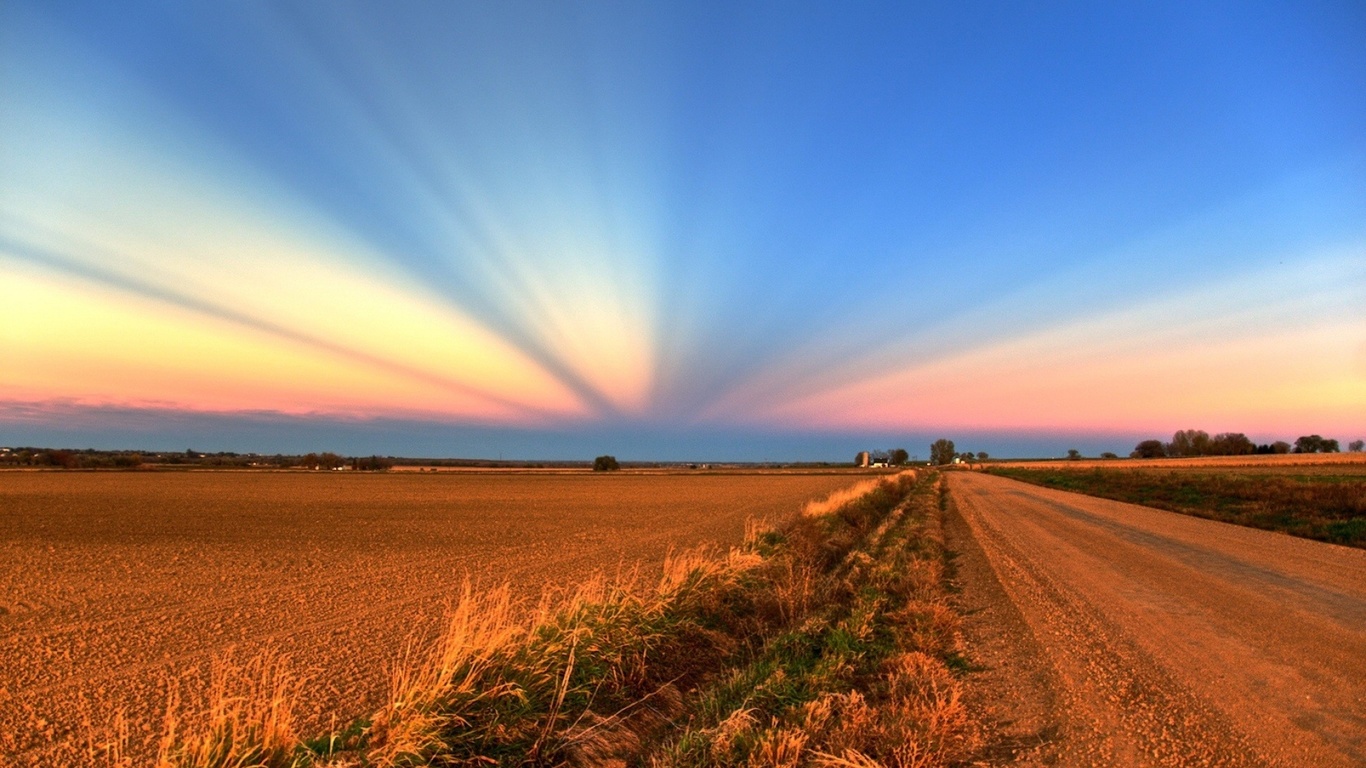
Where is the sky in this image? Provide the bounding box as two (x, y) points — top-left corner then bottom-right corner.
(1, 1), (1363, 460)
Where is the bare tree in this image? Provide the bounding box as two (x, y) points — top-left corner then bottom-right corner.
(1167, 429), (1211, 457)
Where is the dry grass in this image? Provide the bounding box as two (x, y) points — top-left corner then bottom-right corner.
(77, 710), (133, 768)
(802, 471), (914, 517)
(75, 471), (975, 768)
(154, 654), (303, 768)
(802, 479), (886, 517)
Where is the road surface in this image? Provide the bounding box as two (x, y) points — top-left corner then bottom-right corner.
(946, 471), (1366, 767)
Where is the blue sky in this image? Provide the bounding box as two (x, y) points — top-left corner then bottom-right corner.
(2, 1), (1363, 459)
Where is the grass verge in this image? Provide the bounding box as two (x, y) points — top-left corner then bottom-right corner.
(92, 471), (973, 768)
(986, 466), (1366, 547)
(641, 472), (975, 767)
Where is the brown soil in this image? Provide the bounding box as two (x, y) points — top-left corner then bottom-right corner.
(946, 471), (1366, 767)
(0, 469), (859, 765)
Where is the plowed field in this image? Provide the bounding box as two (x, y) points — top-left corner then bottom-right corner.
(0, 469), (867, 765)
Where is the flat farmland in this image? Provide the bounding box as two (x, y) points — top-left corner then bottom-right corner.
(0, 469), (867, 765)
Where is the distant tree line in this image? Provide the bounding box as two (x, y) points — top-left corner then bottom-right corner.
(299, 452), (346, 469)
(351, 455), (393, 471)
(296, 452), (394, 470)
(920, 431), (1363, 466)
(1130, 429), (1355, 459)
(263, 452), (392, 470)
(0, 448), (146, 469)
(927, 439), (989, 466)
(0, 447), (394, 470)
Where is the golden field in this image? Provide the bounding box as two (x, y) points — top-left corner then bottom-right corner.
(0, 469), (871, 765)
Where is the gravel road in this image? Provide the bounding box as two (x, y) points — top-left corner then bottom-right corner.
(946, 471), (1366, 767)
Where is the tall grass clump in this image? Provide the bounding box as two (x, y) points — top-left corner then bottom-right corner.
(802, 479), (883, 518)
(360, 547), (768, 767)
(152, 653), (305, 768)
(117, 470), (974, 768)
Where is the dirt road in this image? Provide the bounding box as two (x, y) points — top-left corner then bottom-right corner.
(946, 471), (1366, 767)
